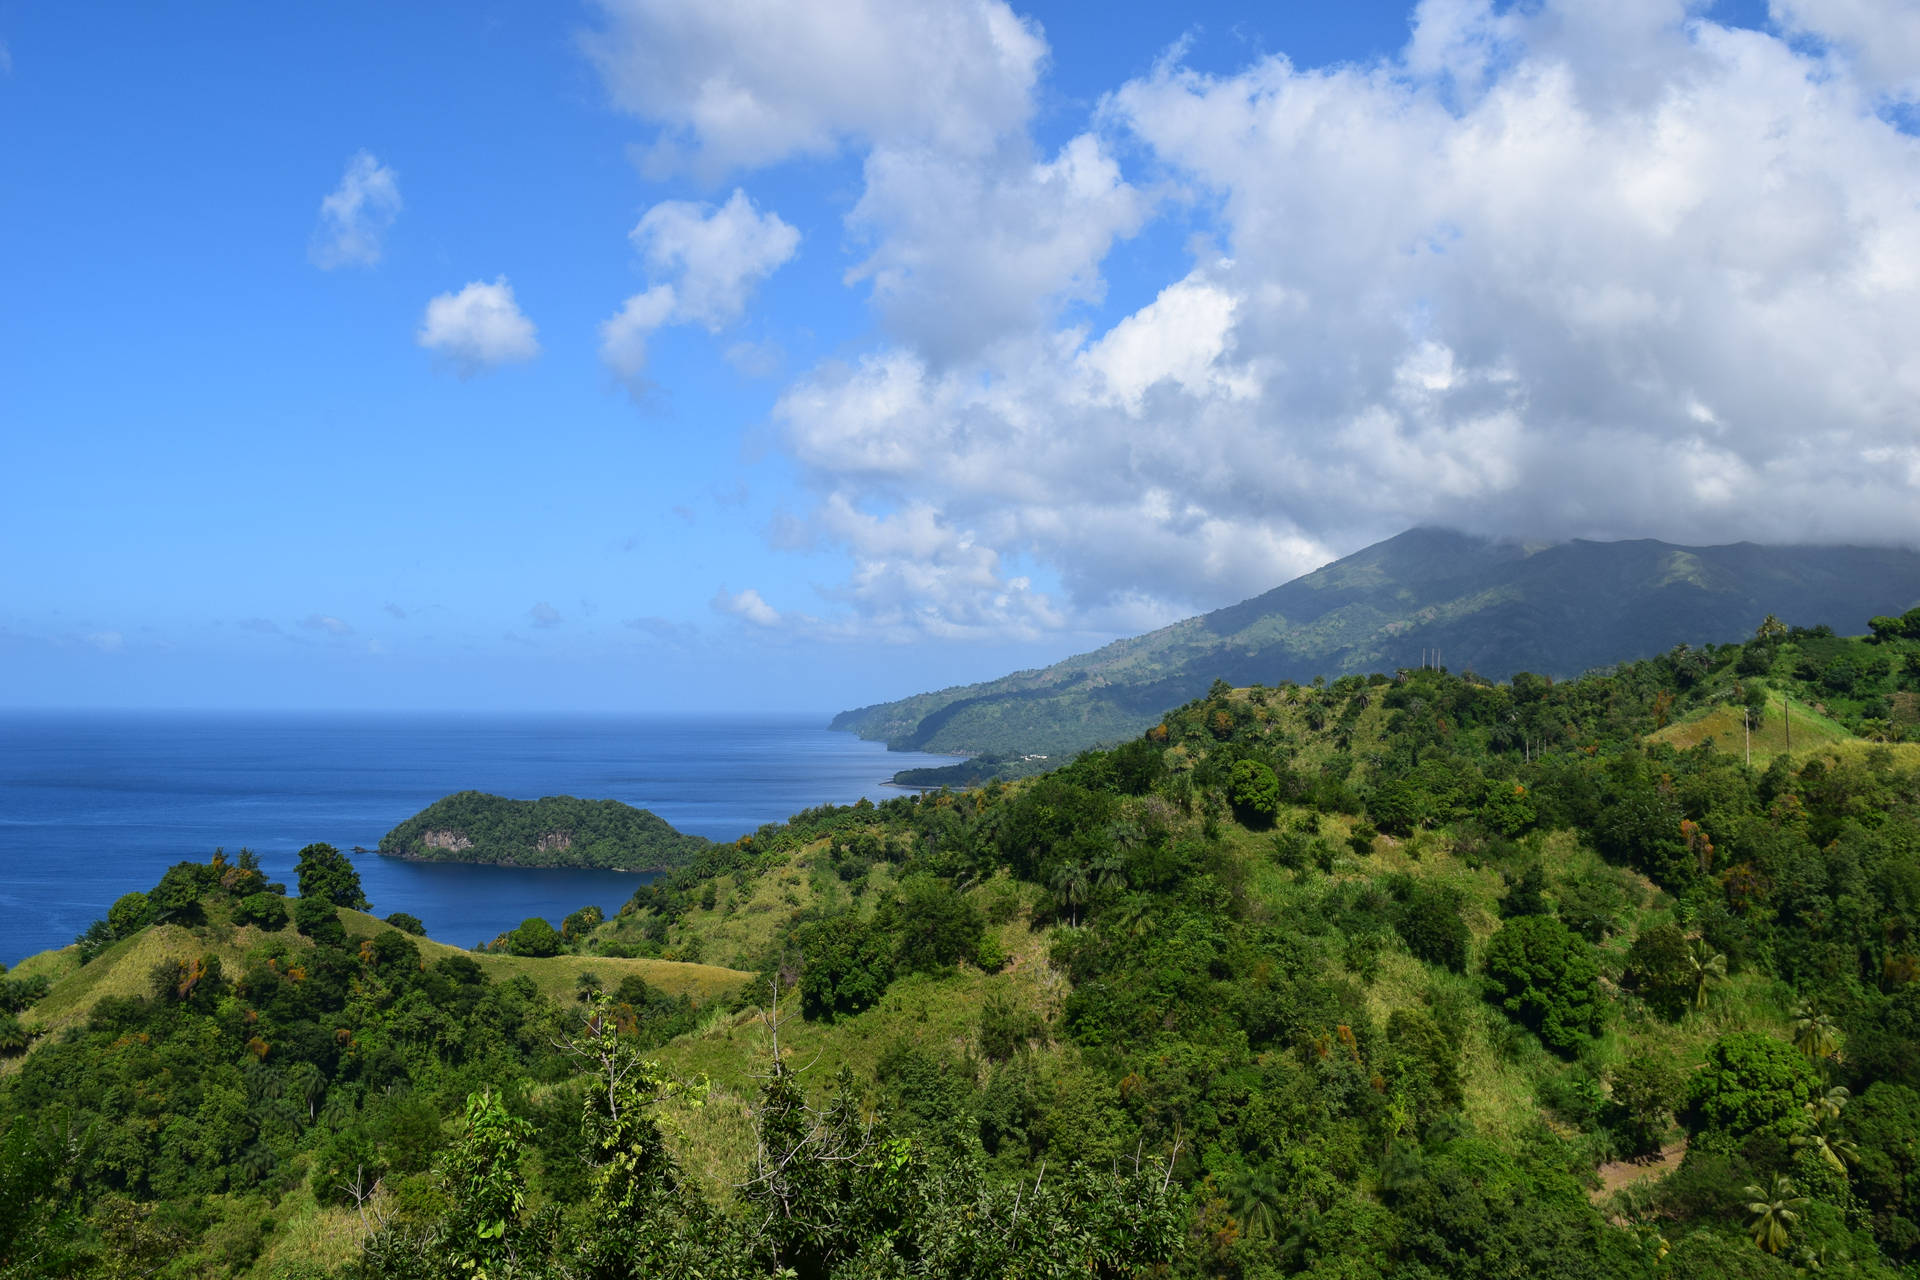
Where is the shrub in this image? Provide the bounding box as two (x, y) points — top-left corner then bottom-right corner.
(292, 895), (347, 947)
(233, 893), (289, 931)
(384, 912), (427, 936)
(1394, 888), (1470, 973)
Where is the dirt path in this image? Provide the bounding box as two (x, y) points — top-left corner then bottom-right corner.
(1590, 1139), (1687, 1204)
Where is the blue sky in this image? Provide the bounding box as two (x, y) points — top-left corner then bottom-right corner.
(3, 0), (1914, 712)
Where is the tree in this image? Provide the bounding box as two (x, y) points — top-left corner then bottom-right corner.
(437, 1091), (531, 1276)
(292, 894), (347, 947)
(1624, 923), (1695, 1020)
(295, 843), (368, 910)
(1686, 1033), (1820, 1153)
(1482, 914), (1604, 1055)
(505, 917), (562, 958)
(232, 892), (288, 931)
(1790, 1002), (1841, 1064)
(1227, 760), (1281, 828)
(106, 891), (152, 939)
(384, 911), (426, 936)
(1743, 1174), (1807, 1254)
(1394, 887), (1470, 973)
(1611, 1052), (1686, 1156)
(1687, 938), (1729, 1013)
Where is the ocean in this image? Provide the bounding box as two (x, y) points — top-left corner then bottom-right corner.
(0, 712), (956, 966)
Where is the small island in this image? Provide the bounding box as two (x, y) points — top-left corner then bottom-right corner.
(378, 791), (708, 871)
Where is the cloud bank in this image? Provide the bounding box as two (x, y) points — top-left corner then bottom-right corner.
(590, 0), (1920, 641)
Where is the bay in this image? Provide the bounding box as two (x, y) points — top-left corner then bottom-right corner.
(0, 712), (956, 965)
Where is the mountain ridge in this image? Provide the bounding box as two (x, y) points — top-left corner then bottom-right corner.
(833, 527), (1920, 757)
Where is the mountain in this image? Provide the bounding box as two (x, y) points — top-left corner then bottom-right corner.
(833, 527), (1920, 758)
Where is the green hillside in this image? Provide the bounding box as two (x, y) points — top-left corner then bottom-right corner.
(11, 622), (1920, 1276)
(378, 790), (709, 870)
(835, 528), (1920, 759)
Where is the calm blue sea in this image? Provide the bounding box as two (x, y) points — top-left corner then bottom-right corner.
(0, 713), (954, 966)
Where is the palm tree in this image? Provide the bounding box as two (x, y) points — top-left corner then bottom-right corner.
(1792, 1002), (1842, 1063)
(1050, 861), (1092, 928)
(1278, 1203), (1326, 1269)
(1227, 1165), (1283, 1241)
(1744, 1174), (1808, 1254)
(1794, 1114), (1861, 1177)
(1811, 1085), (1852, 1122)
(1687, 938), (1728, 1012)
(286, 1061), (325, 1123)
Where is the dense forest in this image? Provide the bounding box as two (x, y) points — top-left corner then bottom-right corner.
(378, 792), (709, 872)
(7, 612), (1920, 1276)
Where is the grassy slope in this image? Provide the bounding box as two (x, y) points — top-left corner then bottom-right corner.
(4, 901), (751, 1076)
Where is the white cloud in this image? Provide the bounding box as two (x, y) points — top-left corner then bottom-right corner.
(713, 587), (783, 627)
(846, 132), (1148, 361)
(418, 277), (541, 375)
(310, 151), (402, 269)
(632, 189), (799, 329)
(578, 0), (1920, 643)
(528, 602), (563, 629)
(757, 0), (1920, 639)
(599, 191), (797, 385)
(579, 0), (1045, 174)
(599, 284), (677, 385)
(86, 631), (124, 653)
(1771, 0), (1920, 100)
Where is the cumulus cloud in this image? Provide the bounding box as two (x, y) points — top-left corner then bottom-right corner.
(528, 601), (563, 628)
(310, 151), (402, 269)
(599, 192), (797, 387)
(579, 0), (1045, 174)
(418, 277), (541, 375)
(633, 190), (800, 328)
(753, 0), (1920, 638)
(584, 0), (1920, 643)
(847, 132), (1148, 362)
(713, 587), (783, 627)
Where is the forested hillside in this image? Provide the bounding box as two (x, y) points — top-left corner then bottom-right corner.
(7, 616), (1920, 1276)
(834, 529), (1920, 758)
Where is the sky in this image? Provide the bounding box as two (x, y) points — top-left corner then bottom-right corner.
(3, 0), (1917, 713)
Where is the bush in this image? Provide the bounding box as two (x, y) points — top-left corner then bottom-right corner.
(232, 893), (289, 931)
(384, 912), (427, 936)
(1623, 923), (1694, 1021)
(1394, 887), (1470, 973)
(107, 890), (154, 938)
(1609, 1051), (1686, 1156)
(1482, 915), (1603, 1055)
(292, 895), (346, 947)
